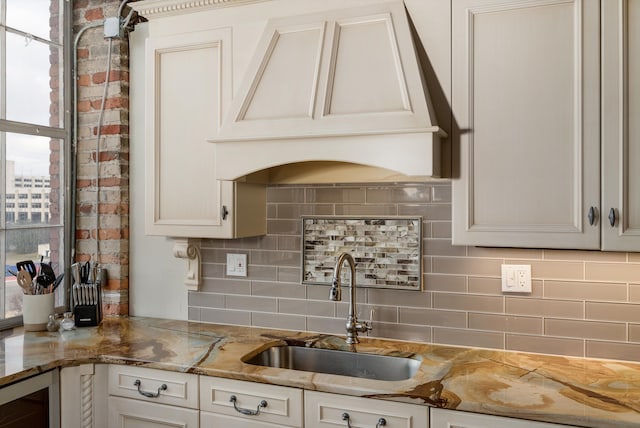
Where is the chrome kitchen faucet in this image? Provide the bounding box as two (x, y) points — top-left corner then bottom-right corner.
(329, 252), (371, 344)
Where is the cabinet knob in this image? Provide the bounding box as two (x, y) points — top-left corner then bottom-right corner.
(587, 206), (597, 226)
(221, 205), (229, 220)
(609, 208), (617, 227)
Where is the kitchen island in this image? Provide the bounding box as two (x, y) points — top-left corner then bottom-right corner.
(1, 317), (639, 427)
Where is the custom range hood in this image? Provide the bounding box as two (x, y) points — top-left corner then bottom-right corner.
(210, 1), (446, 183)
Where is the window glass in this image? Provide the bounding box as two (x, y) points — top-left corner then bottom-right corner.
(5, 133), (62, 227)
(6, 33), (63, 127)
(5, 0), (58, 42)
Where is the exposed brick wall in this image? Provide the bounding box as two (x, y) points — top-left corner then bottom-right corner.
(73, 0), (132, 316)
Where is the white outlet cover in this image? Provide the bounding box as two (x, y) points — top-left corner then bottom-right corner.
(501, 264), (531, 293)
(226, 253), (247, 277)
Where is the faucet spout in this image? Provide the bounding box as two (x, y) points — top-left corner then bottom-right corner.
(329, 252), (371, 344)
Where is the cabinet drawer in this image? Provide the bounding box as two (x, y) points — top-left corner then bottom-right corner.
(305, 390), (429, 428)
(108, 365), (198, 409)
(199, 377), (303, 427)
(108, 396), (199, 428)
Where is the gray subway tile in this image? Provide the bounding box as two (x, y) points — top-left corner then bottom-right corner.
(251, 312), (306, 331)
(225, 295), (277, 312)
(373, 322), (432, 342)
(506, 334), (584, 357)
(433, 327), (504, 350)
(398, 308), (466, 328)
(201, 308), (251, 326)
(586, 340), (640, 362)
(252, 281), (305, 299)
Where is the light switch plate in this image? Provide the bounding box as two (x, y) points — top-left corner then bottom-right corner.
(226, 253), (247, 277)
(501, 264), (531, 293)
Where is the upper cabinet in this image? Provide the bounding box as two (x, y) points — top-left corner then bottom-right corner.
(132, 1), (266, 239)
(452, 0), (640, 251)
(601, 0), (640, 251)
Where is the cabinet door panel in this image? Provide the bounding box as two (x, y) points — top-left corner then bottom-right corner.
(108, 396), (198, 428)
(452, 0), (600, 249)
(602, 0), (640, 250)
(144, 28), (234, 238)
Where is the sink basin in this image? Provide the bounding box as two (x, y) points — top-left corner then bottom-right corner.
(243, 345), (421, 381)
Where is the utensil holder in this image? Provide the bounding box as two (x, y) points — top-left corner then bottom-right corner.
(23, 293), (54, 332)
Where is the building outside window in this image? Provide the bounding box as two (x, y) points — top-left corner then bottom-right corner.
(1, 0), (71, 327)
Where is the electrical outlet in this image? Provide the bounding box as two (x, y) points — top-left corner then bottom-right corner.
(226, 253), (247, 277)
(501, 264), (531, 293)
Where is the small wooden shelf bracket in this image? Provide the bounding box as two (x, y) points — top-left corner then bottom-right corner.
(172, 238), (201, 290)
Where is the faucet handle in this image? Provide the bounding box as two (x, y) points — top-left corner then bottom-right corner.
(357, 320), (372, 335)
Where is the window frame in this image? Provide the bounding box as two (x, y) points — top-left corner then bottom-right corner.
(0, 0), (72, 329)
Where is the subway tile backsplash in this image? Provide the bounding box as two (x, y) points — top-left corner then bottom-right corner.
(189, 182), (640, 362)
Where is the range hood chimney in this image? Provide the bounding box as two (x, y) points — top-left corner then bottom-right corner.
(210, 1), (446, 183)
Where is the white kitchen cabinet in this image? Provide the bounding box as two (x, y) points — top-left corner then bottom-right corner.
(452, 0), (640, 252)
(601, 0), (640, 251)
(61, 364), (108, 428)
(304, 390), (429, 428)
(134, 11), (266, 239)
(431, 408), (574, 428)
(107, 365), (199, 428)
(451, 0), (601, 249)
(199, 377), (303, 427)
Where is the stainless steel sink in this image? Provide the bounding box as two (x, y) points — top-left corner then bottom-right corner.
(243, 345), (421, 381)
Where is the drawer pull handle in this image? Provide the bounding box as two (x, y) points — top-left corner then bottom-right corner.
(229, 395), (267, 416)
(133, 379), (167, 398)
(341, 413), (387, 427)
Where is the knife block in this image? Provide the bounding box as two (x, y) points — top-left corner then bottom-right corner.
(73, 284), (101, 327)
(74, 304), (99, 327)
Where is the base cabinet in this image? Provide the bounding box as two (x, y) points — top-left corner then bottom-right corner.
(430, 408), (574, 428)
(94, 364), (590, 428)
(305, 390), (429, 428)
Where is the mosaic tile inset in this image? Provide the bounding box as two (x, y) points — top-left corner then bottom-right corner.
(302, 217), (422, 289)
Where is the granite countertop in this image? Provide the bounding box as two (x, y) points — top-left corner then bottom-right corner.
(2, 317), (640, 427)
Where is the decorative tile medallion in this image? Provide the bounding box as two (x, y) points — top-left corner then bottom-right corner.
(302, 217), (422, 289)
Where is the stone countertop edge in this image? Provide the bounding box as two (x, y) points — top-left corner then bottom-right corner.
(2, 316), (639, 428)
